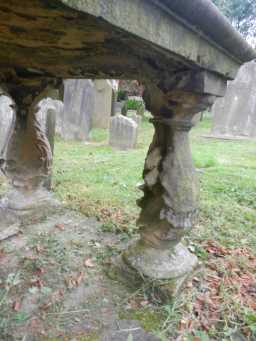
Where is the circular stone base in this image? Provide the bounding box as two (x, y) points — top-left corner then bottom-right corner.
(123, 241), (198, 280)
(0, 188), (59, 215)
(109, 242), (200, 301)
(0, 207), (20, 229)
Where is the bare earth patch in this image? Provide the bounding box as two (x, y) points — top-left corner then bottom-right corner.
(0, 207), (159, 341)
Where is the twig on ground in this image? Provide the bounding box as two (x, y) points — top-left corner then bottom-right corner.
(0, 224), (20, 242)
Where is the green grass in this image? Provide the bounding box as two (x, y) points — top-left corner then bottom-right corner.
(52, 116), (256, 340)
(191, 119), (256, 250)
(53, 117), (256, 250)
(53, 119), (153, 219)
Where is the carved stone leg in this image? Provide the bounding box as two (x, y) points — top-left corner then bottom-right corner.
(0, 83), (59, 213)
(122, 118), (198, 297)
(117, 76), (216, 299)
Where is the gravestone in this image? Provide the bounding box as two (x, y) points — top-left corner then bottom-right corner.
(49, 100), (64, 136)
(38, 97), (63, 143)
(212, 60), (256, 138)
(37, 91), (63, 190)
(62, 79), (94, 141)
(113, 101), (124, 115)
(0, 95), (14, 157)
(109, 114), (138, 150)
(92, 80), (113, 129)
(130, 113), (142, 125)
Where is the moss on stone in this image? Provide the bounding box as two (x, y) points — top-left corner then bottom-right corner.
(119, 307), (164, 332)
(41, 331), (100, 341)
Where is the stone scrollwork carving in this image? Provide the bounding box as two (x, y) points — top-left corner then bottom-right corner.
(0, 83), (57, 211)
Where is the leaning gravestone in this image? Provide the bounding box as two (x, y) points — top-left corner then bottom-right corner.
(211, 60), (256, 138)
(0, 95), (14, 157)
(62, 79), (94, 141)
(109, 115), (138, 150)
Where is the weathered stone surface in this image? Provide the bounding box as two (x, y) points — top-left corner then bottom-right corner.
(0, 0), (253, 309)
(109, 115), (138, 150)
(38, 97), (63, 140)
(0, 0), (252, 100)
(62, 79), (94, 141)
(0, 84), (58, 212)
(124, 241), (197, 280)
(92, 80), (113, 129)
(0, 95), (14, 157)
(117, 77), (215, 299)
(113, 101), (124, 115)
(212, 60), (256, 138)
(131, 113), (142, 126)
(38, 93), (63, 190)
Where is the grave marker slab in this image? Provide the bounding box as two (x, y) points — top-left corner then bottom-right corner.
(109, 114), (138, 150)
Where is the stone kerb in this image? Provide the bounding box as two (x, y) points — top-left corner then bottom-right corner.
(109, 114), (138, 150)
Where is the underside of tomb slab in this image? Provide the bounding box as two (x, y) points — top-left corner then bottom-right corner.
(0, 0), (255, 93)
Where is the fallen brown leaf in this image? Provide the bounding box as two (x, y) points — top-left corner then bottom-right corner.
(12, 299), (21, 311)
(140, 300), (149, 307)
(76, 272), (84, 286)
(30, 278), (44, 288)
(35, 244), (44, 254)
(55, 223), (65, 230)
(84, 258), (95, 268)
(0, 249), (5, 259)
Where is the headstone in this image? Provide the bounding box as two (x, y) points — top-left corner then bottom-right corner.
(62, 79), (94, 141)
(114, 101), (124, 115)
(51, 100), (64, 136)
(37, 91), (63, 190)
(37, 97), (63, 143)
(0, 95), (14, 158)
(211, 60), (256, 138)
(131, 113), (142, 125)
(92, 80), (114, 129)
(109, 115), (138, 150)
(111, 89), (117, 116)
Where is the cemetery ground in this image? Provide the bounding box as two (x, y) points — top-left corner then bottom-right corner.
(0, 116), (256, 340)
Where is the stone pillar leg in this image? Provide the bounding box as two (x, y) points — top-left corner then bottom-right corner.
(0, 83), (58, 212)
(123, 118), (198, 298)
(118, 76), (216, 300)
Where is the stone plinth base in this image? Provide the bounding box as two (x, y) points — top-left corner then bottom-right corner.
(0, 207), (20, 229)
(0, 188), (59, 219)
(109, 241), (198, 302)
